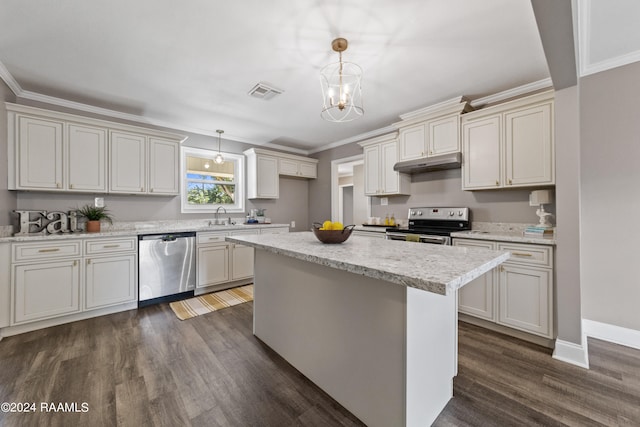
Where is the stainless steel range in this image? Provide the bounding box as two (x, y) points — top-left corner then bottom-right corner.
(386, 207), (471, 245)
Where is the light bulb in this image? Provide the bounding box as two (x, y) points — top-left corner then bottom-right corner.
(204, 162), (210, 169)
(214, 153), (224, 164)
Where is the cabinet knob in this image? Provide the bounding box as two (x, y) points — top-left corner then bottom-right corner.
(141, 187), (144, 191)
(70, 184), (73, 189)
(495, 180), (499, 186)
(508, 179), (512, 185)
(73, 260), (78, 266)
(87, 259), (91, 265)
(56, 182), (61, 188)
(150, 188), (154, 193)
(500, 266), (505, 272)
(429, 151), (433, 155)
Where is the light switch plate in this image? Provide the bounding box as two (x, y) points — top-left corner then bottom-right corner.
(94, 197), (104, 208)
(380, 197), (388, 206)
(291, 221), (296, 228)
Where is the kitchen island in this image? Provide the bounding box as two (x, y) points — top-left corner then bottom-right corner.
(226, 232), (510, 427)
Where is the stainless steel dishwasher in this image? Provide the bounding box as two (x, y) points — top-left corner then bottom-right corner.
(138, 232), (196, 307)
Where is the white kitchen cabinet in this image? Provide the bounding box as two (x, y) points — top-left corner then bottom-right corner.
(149, 137), (180, 195)
(453, 238), (554, 339)
(85, 254), (137, 309)
(462, 91), (554, 190)
(12, 259), (81, 324)
(245, 149), (279, 199)
(110, 131), (146, 194)
(279, 158), (318, 179)
(0, 244), (11, 329)
(16, 115), (64, 190)
(245, 148), (318, 199)
(453, 239), (496, 320)
(359, 133), (410, 196)
(6, 103), (185, 195)
(398, 122), (427, 161)
(429, 115), (460, 155)
(67, 124), (107, 192)
(229, 230), (256, 281)
(197, 245), (230, 287)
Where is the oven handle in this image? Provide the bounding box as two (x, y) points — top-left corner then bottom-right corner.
(385, 232), (449, 244)
(386, 232), (410, 241)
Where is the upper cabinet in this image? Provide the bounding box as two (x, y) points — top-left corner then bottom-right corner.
(395, 97), (471, 162)
(461, 91), (554, 190)
(6, 103), (185, 195)
(244, 148), (318, 199)
(358, 133), (410, 196)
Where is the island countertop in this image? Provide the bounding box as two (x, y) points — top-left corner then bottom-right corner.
(227, 232), (510, 295)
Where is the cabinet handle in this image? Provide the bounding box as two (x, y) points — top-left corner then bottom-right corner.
(103, 244), (120, 248)
(141, 187), (144, 191)
(512, 252), (533, 257)
(429, 150), (433, 155)
(56, 182), (61, 188)
(150, 188), (154, 193)
(73, 260), (78, 266)
(500, 266), (505, 272)
(495, 180), (499, 186)
(508, 179), (512, 185)
(38, 248), (60, 253)
(87, 259), (91, 265)
(70, 184), (73, 189)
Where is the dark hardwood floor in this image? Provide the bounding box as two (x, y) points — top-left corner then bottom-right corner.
(0, 301), (638, 426)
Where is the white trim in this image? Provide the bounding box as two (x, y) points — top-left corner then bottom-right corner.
(577, 0), (640, 76)
(397, 96), (469, 122)
(308, 125), (397, 154)
(331, 155), (365, 223)
(0, 61), (22, 95)
(583, 319), (640, 350)
(552, 338), (590, 369)
(469, 79), (553, 108)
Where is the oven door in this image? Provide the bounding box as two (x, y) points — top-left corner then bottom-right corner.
(386, 232), (450, 245)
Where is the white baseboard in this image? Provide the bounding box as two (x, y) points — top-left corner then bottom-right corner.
(552, 339), (590, 369)
(583, 319), (640, 350)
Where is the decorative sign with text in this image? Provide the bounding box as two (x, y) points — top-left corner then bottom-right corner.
(13, 210), (84, 236)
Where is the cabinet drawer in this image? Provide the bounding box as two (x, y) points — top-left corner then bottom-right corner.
(498, 242), (552, 268)
(85, 237), (137, 255)
(13, 241), (82, 262)
(197, 232), (228, 245)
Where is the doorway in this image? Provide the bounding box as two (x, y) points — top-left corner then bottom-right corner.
(331, 155), (370, 225)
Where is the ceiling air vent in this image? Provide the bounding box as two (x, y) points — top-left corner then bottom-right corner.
(248, 82), (284, 100)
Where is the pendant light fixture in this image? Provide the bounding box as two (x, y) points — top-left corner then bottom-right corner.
(214, 129), (224, 164)
(320, 38), (364, 122)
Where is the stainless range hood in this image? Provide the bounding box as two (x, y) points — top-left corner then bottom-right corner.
(393, 152), (462, 174)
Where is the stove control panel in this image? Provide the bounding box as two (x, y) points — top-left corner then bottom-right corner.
(408, 207), (469, 221)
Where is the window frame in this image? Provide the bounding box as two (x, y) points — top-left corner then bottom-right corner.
(180, 146), (245, 214)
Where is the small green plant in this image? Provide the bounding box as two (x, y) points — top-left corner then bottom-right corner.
(76, 204), (113, 223)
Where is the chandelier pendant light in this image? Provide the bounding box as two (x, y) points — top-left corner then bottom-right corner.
(214, 129), (224, 164)
(320, 38), (364, 122)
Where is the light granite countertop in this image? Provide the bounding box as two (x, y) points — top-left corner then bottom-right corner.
(451, 222), (556, 245)
(226, 232), (510, 296)
(0, 221), (289, 243)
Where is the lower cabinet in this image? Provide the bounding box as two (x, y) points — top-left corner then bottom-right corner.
(9, 237), (137, 326)
(197, 244), (230, 288)
(230, 243), (254, 280)
(453, 238), (554, 338)
(13, 259), (81, 324)
(85, 254), (137, 309)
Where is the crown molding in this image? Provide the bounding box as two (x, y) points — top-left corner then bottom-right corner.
(308, 125), (397, 154)
(0, 61), (23, 95)
(469, 78), (553, 108)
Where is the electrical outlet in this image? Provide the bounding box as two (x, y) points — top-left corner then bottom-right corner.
(380, 197), (388, 206)
(291, 221), (296, 228)
(94, 197), (104, 208)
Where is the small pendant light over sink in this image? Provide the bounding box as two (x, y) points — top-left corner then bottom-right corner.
(320, 38), (364, 122)
(214, 129), (224, 164)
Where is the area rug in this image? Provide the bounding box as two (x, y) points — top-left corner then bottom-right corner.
(169, 284), (253, 320)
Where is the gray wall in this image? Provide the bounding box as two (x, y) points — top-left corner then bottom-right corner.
(554, 85), (582, 344)
(8, 99), (309, 231)
(580, 61), (640, 330)
(342, 186), (354, 225)
(0, 80), (17, 225)
(352, 164), (368, 225)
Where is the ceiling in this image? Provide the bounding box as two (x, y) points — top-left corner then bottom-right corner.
(0, 0), (553, 153)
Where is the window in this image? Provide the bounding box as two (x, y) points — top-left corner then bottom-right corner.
(180, 146), (245, 213)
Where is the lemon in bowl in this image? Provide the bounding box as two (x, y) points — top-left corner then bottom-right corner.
(312, 221), (355, 244)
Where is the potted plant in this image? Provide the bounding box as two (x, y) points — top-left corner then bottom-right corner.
(76, 204), (113, 233)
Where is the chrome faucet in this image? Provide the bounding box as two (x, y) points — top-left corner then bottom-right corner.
(215, 206), (227, 225)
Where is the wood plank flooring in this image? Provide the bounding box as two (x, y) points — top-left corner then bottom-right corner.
(0, 302), (638, 426)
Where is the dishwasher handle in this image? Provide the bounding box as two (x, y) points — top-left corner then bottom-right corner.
(139, 231), (196, 241)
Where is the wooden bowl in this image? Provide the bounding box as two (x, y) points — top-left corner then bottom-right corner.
(311, 224), (355, 244)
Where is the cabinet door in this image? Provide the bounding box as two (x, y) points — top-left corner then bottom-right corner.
(17, 115), (64, 190)
(85, 255), (137, 309)
(278, 158), (299, 176)
(149, 137), (180, 195)
(13, 260), (81, 324)
(398, 123), (426, 161)
(256, 155), (279, 198)
(298, 161), (317, 178)
(67, 124), (107, 192)
(497, 264), (552, 337)
(429, 115), (459, 155)
(505, 103), (554, 187)
(462, 115), (502, 190)
(110, 131), (146, 193)
(197, 245), (229, 288)
(0, 244), (10, 328)
(231, 243), (254, 280)
(380, 140), (400, 194)
(453, 239), (496, 320)
(363, 145), (380, 196)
